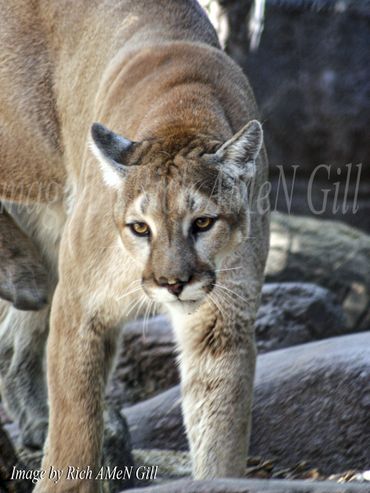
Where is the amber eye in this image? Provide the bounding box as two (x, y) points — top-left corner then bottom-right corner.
(192, 217), (216, 234)
(129, 222), (150, 237)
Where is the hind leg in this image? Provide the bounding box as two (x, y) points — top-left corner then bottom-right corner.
(0, 202), (65, 448)
(0, 208), (49, 311)
(0, 303), (49, 448)
(0, 207), (50, 448)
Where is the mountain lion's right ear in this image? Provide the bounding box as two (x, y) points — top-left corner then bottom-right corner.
(216, 120), (263, 181)
(90, 123), (134, 189)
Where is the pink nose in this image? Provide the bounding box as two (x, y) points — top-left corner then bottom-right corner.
(166, 282), (184, 296)
(157, 277), (186, 297)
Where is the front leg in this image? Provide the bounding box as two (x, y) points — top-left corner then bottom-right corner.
(0, 304), (50, 449)
(35, 282), (114, 493)
(174, 301), (256, 479)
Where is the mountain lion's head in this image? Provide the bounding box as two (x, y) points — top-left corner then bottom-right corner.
(90, 121), (263, 312)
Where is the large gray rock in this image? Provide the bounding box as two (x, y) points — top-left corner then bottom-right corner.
(267, 213), (370, 331)
(133, 449), (191, 483)
(123, 332), (370, 473)
(250, 332), (370, 473)
(256, 283), (345, 352)
(124, 478), (370, 493)
(124, 387), (185, 452)
(132, 449), (370, 485)
(108, 317), (179, 406)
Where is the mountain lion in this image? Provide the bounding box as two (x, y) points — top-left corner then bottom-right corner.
(0, 0), (269, 490)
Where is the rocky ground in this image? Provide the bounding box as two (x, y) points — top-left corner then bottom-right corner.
(1, 213), (370, 492)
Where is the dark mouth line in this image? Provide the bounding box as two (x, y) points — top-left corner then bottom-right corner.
(172, 298), (199, 303)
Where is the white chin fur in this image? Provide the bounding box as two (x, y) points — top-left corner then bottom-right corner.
(180, 281), (206, 301)
(151, 283), (206, 305)
(151, 288), (178, 304)
(149, 286), (206, 316)
(165, 299), (203, 317)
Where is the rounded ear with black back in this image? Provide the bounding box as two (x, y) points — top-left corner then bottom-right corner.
(216, 120), (263, 181)
(89, 123), (134, 189)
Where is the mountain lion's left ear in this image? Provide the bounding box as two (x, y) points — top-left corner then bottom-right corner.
(216, 120), (263, 181)
(90, 123), (135, 189)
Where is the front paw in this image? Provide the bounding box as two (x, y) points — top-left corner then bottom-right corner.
(21, 418), (48, 449)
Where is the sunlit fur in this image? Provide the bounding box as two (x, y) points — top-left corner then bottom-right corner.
(108, 142), (250, 313)
(0, 1), (269, 490)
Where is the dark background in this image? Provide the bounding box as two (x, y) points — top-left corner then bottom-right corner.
(219, 0), (370, 232)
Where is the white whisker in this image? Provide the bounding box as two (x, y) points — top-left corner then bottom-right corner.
(117, 286), (143, 301)
(116, 278), (141, 300)
(134, 295), (148, 320)
(142, 300), (154, 342)
(213, 285), (236, 304)
(214, 267), (242, 272)
(213, 283), (252, 304)
(208, 291), (226, 320)
(126, 294), (145, 317)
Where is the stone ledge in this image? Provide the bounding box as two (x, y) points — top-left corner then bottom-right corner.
(124, 478), (370, 493)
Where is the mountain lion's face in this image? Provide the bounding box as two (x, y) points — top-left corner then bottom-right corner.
(118, 159), (246, 308)
(90, 122), (263, 310)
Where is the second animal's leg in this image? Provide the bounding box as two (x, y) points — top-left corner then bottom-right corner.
(0, 209), (48, 311)
(0, 203), (64, 448)
(0, 303), (49, 448)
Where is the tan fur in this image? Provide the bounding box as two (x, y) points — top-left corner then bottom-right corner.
(0, 1), (269, 491)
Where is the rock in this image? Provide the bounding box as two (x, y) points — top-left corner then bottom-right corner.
(250, 332), (370, 473)
(108, 317), (178, 407)
(267, 213), (370, 331)
(123, 477), (370, 493)
(110, 279), (345, 405)
(123, 387), (185, 452)
(133, 449), (191, 483)
(122, 332), (370, 474)
(220, 0), (370, 232)
(255, 283), (346, 352)
(132, 449), (370, 485)
(102, 407), (135, 491)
